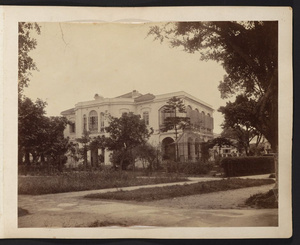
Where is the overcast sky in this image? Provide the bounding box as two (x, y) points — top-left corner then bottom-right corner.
(24, 22), (227, 134)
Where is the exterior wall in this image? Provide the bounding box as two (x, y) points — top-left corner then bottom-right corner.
(62, 91), (214, 166)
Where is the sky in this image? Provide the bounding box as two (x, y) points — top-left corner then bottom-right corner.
(24, 22), (227, 134)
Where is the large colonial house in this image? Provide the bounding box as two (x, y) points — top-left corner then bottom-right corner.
(61, 90), (214, 166)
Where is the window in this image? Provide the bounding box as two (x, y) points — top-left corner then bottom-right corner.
(89, 110), (98, 132)
(100, 112), (105, 132)
(69, 122), (75, 133)
(143, 111), (149, 126)
(159, 106), (175, 128)
(83, 115), (87, 131)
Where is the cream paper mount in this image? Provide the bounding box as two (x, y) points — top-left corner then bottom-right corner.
(0, 6), (293, 239)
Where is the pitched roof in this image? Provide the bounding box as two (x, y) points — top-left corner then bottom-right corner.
(61, 108), (75, 115)
(134, 93), (155, 102)
(116, 90), (142, 99)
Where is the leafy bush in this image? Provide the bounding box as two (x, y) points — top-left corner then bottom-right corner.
(245, 190), (278, 208)
(221, 156), (275, 177)
(18, 207), (30, 217)
(180, 162), (213, 175)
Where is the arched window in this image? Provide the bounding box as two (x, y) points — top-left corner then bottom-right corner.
(162, 137), (176, 161)
(89, 110), (98, 132)
(83, 115), (87, 131)
(100, 112), (105, 132)
(143, 111), (149, 126)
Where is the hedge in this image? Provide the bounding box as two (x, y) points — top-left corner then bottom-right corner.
(221, 156), (275, 177)
(163, 161), (213, 175)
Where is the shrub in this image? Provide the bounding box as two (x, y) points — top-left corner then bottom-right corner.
(18, 207), (30, 217)
(180, 162), (213, 175)
(245, 190), (278, 208)
(221, 156), (275, 177)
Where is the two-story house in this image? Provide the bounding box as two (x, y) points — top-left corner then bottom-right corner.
(61, 90), (214, 166)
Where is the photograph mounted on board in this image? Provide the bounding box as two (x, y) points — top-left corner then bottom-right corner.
(0, 5), (293, 239)
(17, 20), (280, 228)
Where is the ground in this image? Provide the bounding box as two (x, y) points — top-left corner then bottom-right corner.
(18, 175), (278, 227)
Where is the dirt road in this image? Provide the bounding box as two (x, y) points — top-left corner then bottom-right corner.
(18, 180), (277, 228)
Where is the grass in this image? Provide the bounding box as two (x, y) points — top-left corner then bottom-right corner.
(245, 189), (278, 208)
(85, 178), (275, 202)
(18, 170), (187, 195)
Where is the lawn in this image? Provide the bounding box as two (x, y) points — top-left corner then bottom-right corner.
(18, 170), (187, 195)
(85, 178), (275, 202)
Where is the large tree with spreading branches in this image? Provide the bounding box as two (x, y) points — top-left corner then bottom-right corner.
(148, 21), (278, 153)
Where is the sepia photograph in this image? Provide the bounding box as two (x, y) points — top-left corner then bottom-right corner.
(1, 6), (293, 239)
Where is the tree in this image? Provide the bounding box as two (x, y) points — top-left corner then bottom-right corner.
(200, 137), (233, 162)
(211, 137), (234, 156)
(160, 96), (190, 139)
(89, 135), (106, 165)
(76, 130), (91, 167)
(105, 113), (153, 170)
(41, 116), (69, 169)
(68, 141), (80, 164)
(18, 96), (69, 167)
(219, 95), (263, 155)
(160, 96), (190, 161)
(148, 21), (278, 152)
(133, 143), (159, 171)
(18, 23), (70, 171)
(18, 22), (41, 93)
(18, 95), (47, 164)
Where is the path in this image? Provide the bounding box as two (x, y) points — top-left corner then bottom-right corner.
(18, 175), (277, 227)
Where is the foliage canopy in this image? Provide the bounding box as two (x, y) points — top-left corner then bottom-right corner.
(149, 21), (278, 151)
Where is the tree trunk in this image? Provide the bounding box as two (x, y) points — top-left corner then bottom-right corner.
(41, 153), (45, 163)
(25, 151), (30, 165)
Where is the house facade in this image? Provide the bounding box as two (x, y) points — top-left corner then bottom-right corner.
(61, 90), (214, 166)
